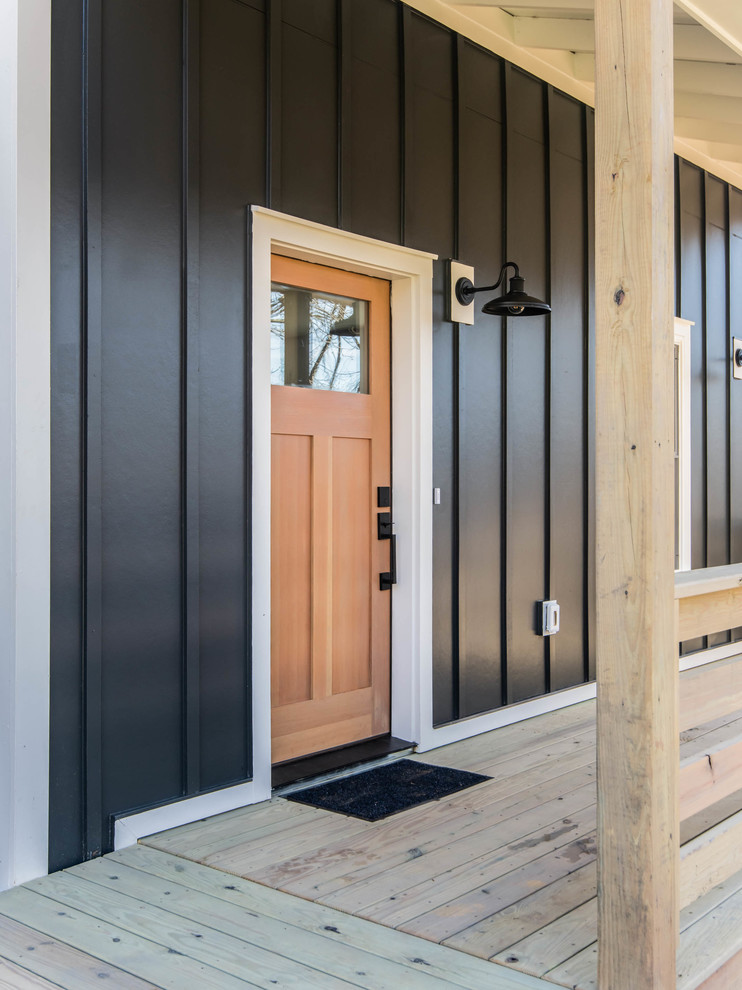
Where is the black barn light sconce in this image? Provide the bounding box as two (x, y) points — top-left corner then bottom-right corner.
(446, 259), (551, 324)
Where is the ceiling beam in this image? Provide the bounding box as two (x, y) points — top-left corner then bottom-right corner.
(675, 61), (742, 96)
(674, 0), (742, 60)
(675, 91), (742, 124)
(575, 55), (742, 96)
(674, 117), (742, 146)
(695, 141), (742, 164)
(512, 15), (594, 49)
(450, 0), (595, 6)
(512, 16), (742, 62)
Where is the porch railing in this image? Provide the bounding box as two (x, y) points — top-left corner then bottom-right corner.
(676, 564), (742, 915)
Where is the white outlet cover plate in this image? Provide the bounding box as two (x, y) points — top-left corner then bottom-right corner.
(448, 261), (475, 325)
(734, 337), (742, 381)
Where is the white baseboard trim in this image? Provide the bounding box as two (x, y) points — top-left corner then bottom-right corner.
(416, 682), (598, 752)
(113, 778), (271, 850)
(679, 640), (742, 672)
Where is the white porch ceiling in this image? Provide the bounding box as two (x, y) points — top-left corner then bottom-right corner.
(426, 0), (742, 188)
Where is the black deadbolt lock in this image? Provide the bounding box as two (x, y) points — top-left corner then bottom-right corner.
(377, 486), (391, 508)
(736, 348), (742, 368)
(377, 512), (392, 540)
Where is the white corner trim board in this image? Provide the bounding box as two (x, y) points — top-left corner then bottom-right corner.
(675, 317), (693, 574)
(0, 0), (51, 891)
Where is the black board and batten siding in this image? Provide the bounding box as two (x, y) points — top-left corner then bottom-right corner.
(677, 162), (742, 652)
(50, 0), (741, 870)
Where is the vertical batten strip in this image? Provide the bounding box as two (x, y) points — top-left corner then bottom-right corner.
(244, 209), (254, 777)
(724, 185), (740, 644)
(338, 0), (352, 230)
(583, 105), (594, 682)
(452, 33), (464, 721)
(730, 190), (742, 643)
(701, 172), (711, 572)
(82, 0), (104, 859)
(182, 0), (201, 796)
(399, 4), (411, 247)
(267, 0), (282, 211)
(499, 58), (509, 707)
(594, 0), (678, 986)
(544, 85), (553, 694)
(674, 157), (682, 317)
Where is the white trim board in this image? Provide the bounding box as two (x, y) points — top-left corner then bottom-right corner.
(675, 317), (693, 573)
(679, 640), (742, 673)
(0, 0), (51, 891)
(114, 780), (266, 850)
(417, 683), (598, 752)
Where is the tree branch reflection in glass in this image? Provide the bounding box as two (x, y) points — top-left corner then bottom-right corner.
(271, 283), (369, 393)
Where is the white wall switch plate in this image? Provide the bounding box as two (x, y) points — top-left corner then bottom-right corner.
(539, 600), (560, 636)
(446, 260), (475, 325)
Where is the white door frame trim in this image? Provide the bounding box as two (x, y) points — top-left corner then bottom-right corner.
(0, 0), (51, 890)
(250, 207), (436, 782)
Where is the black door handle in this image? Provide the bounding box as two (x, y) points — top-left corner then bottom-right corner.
(380, 534), (397, 591)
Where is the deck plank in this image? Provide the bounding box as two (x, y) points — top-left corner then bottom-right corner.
(0, 886), (259, 990)
(444, 863), (597, 959)
(0, 915), (160, 990)
(397, 822), (596, 942)
(490, 899), (596, 978)
(63, 858), (476, 990)
(346, 803), (597, 925)
(107, 846), (547, 990)
(410, 706), (596, 771)
(22, 872), (358, 990)
(256, 765), (596, 897)
(144, 801), (326, 860)
(542, 942), (597, 989)
(0, 957), (65, 989)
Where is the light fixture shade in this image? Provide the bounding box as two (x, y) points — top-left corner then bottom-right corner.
(481, 275), (551, 317)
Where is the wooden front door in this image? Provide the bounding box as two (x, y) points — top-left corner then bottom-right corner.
(270, 255), (392, 764)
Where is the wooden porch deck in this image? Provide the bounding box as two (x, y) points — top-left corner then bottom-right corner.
(1, 700), (741, 988)
(0, 851), (548, 989)
(141, 699), (742, 990)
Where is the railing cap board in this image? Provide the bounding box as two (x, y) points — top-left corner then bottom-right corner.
(675, 564), (742, 600)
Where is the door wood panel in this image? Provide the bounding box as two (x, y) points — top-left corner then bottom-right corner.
(270, 255), (391, 764)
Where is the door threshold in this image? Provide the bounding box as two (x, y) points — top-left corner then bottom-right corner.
(272, 736), (415, 792)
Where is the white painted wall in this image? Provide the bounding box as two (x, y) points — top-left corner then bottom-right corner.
(0, 0), (51, 891)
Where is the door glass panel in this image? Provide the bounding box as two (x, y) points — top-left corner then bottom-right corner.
(271, 283), (369, 393)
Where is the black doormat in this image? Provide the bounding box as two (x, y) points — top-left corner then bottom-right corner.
(285, 759), (490, 821)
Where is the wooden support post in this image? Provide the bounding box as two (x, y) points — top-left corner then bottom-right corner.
(594, 1), (677, 987)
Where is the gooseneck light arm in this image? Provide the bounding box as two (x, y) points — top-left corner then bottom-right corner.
(455, 262), (520, 306)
